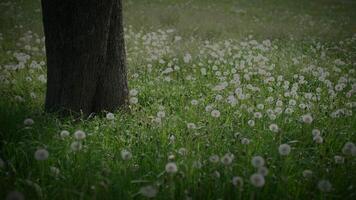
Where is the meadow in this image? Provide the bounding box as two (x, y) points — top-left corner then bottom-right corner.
(0, 0), (356, 199)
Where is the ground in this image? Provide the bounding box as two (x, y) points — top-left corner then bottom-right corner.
(0, 0), (356, 199)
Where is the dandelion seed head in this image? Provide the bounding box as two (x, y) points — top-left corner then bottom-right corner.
(251, 156), (265, 168)
(232, 176), (244, 187)
(121, 149), (132, 160)
(318, 180), (332, 192)
(165, 162), (178, 174)
(34, 149), (49, 161)
(139, 185), (158, 198)
(250, 173), (265, 187)
(278, 144), (291, 156)
(74, 130), (86, 140)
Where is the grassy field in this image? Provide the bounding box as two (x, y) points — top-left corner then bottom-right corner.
(1, 0), (356, 199)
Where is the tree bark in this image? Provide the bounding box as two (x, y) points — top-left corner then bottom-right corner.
(41, 0), (128, 116)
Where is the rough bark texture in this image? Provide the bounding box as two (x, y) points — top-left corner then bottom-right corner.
(41, 0), (128, 116)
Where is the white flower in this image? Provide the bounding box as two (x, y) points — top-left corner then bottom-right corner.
(157, 111), (166, 118)
(129, 89), (138, 96)
(50, 166), (60, 177)
(209, 155), (220, 163)
(247, 120), (255, 127)
(60, 130), (70, 138)
(250, 173), (265, 187)
(24, 118), (34, 126)
(183, 53), (192, 63)
(258, 166), (269, 176)
(313, 135), (323, 144)
(168, 154), (175, 160)
(211, 110), (221, 118)
(165, 162), (178, 174)
(317, 180), (332, 192)
(34, 149), (49, 161)
(121, 149), (132, 160)
(334, 155), (344, 164)
(278, 144), (291, 156)
(312, 129), (320, 137)
(301, 114), (313, 124)
(220, 153), (233, 165)
(302, 170), (313, 178)
(178, 148), (188, 156)
(187, 123), (196, 129)
(232, 176), (244, 188)
(254, 112), (262, 119)
(106, 112), (115, 120)
(241, 138), (250, 145)
(129, 97), (138, 104)
(74, 130), (86, 140)
(70, 141), (82, 151)
(139, 185), (158, 198)
(251, 156), (265, 168)
(205, 105), (213, 112)
(191, 99), (199, 105)
(342, 142), (355, 155)
(269, 124), (279, 133)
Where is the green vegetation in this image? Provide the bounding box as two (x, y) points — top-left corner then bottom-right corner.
(0, 0), (355, 199)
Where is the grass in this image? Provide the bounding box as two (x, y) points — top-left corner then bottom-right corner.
(0, 0), (356, 199)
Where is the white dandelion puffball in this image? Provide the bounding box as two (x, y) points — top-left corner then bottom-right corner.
(342, 142), (355, 155)
(251, 156), (265, 168)
(213, 170), (221, 178)
(6, 191), (25, 200)
(70, 141), (82, 151)
(50, 166), (60, 176)
(191, 99), (199, 105)
(178, 147), (188, 156)
(24, 118), (34, 126)
(34, 149), (49, 161)
(60, 130), (70, 138)
(74, 130), (86, 140)
(278, 144), (291, 156)
(269, 124), (279, 133)
(312, 129), (320, 137)
(221, 153), (233, 165)
(211, 110), (221, 118)
(301, 114), (313, 124)
(241, 138), (250, 145)
(106, 112), (115, 120)
(232, 176), (244, 187)
(209, 155), (220, 163)
(121, 149), (132, 160)
(129, 97), (138, 104)
(139, 185), (158, 198)
(157, 111), (166, 118)
(165, 162), (178, 174)
(302, 170), (313, 178)
(258, 166), (269, 176)
(250, 173), (265, 187)
(187, 123), (196, 129)
(168, 154), (175, 160)
(247, 119), (255, 127)
(317, 180), (332, 192)
(129, 89), (138, 96)
(313, 135), (323, 144)
(205, 105), (213, 112)
(334, 155), (344, 164)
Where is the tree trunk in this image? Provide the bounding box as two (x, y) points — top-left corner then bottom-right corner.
(41, 0), (128, 116)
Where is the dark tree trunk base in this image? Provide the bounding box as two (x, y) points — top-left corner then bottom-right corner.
(41, 0), (128, 116)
